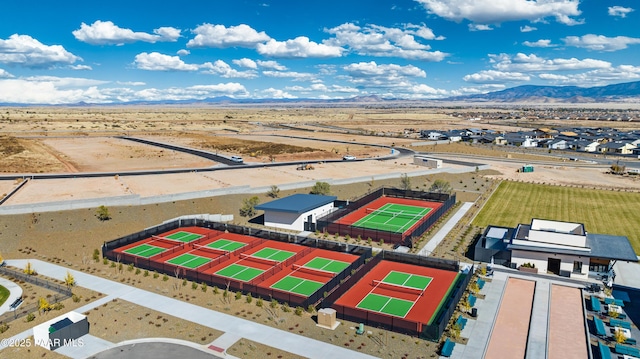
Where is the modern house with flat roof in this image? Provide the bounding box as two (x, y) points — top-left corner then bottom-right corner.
(255, 194), (337, 232)
(474, 218), (637, 280)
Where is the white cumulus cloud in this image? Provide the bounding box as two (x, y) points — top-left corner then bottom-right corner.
(257, 37), (343, 58)
(259, 88), (297, 99)
(187, 24), (270, 48)
(523, 39), (554, 48)
(73, 21), (180, 45)
(344, 61), (426, 78)
(415, 0), (583, 25)
(262, 70), (316, 81)
(563, 34), (640, 51)
(490, 53), (611, 72)
(177, 49), (190, 56)
(520, 25), (537, 32)
(233, 58), (257, 69)
(257, 60), (286, 70)
(324, 23), (447, 61)
(0, 34), (80, 68)
(463, 70), (530, 83)
(608, 6), (634, 18)
(134, 52), (199, 71)
(0, 68), (14, 78)
(201, 60), (258, 79)
(70, 64), (92, 70)
(468, 24), (492, 31)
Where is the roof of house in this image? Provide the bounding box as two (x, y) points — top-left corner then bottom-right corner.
(255, 194), (337, 214)
(587, 234), (638, 261)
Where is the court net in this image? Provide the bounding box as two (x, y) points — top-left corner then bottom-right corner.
(150, 235), (183, 247)
(191, 243), (229, 257)
(372, 279), (425, 296)
(365, 208), (425, 220)
(240, 253), (280, 266)
(292, 264), (336, 278)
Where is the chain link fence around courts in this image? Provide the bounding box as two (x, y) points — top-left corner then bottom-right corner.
(0, 265), (72, 324)
(316, 187), (456, 247)
(323, 251), (471, 341)
(102, 219), (373, 308)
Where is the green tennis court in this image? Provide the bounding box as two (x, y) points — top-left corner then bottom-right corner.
(303, 257), (350, 273)
(164, 231), (204, 243)
(206, 239), (246, 252)
(352, 203), (432, 233)
(166, 253), (211, 269)
(271, 276), (324, 296)
(124, 244), (166, 258)
(356, 293), (415, 317)
(215, 264), (265, 282)
(382, 271), (432, 290)
(251, 247), (296, 262)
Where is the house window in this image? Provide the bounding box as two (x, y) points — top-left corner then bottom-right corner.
(573, 261), (583, 273)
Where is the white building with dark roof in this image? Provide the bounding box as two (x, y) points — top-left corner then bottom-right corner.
(474, 218), (637, 280)
(255, 194), (337, 232)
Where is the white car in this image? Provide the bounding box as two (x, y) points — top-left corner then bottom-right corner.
(342, 155), (356, 161)
(230, 156), (244, 163)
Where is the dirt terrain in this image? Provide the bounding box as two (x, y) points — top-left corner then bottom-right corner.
(2, 106), (640, 359)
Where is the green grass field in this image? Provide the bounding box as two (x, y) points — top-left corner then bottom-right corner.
(473, 181), (640, 254)
(0, 284), (9, 307)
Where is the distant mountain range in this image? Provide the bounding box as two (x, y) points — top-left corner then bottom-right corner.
(3, 81), (640, 106)
(444, 80), (640, 103)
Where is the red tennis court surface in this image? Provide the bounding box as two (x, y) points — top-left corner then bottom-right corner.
(485, 278), (535, 359)
(200, 239), (308, 279)
(333, 260), (458, 328)
(114, 226), (223, 255)
(336, 196), (442, 235)
(548, 284), (588, 359)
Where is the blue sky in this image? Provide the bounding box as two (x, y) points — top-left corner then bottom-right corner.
(0, 0), (639, 104)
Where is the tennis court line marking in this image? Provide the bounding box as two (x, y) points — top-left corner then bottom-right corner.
(395, 207), (431, 233)
(382, 271), (432, 290)
(259, 248), (295, 261)
(178, 255), (210, 268)
(353, 203), (431, 233)
(127, 245), (165, 257)
(306, 258), (349, 273)
(274, 276), (323, 294)
(221, 265), (257, 280)
(213, 240), (246, 251)
(375, 296), (393, 313)
(166, 254), (209, 268)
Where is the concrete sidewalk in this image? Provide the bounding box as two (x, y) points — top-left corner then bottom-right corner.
(418, 202), (473, 256)
(0, 276), (23, 315)
(3, 259), (377, 359)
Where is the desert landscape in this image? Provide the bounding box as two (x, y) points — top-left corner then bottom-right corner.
(1, 106), (640, 359)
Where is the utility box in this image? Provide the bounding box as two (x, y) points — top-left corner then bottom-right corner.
(316, 308), (340, 330)
(522, 165), (534, 173)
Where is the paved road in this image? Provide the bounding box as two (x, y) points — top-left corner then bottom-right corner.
(2, 259), (377, 359)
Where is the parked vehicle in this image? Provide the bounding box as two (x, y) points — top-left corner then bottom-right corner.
(230, 156), (243, 163)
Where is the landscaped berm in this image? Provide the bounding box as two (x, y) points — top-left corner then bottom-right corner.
(317, 187), (456, 247)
